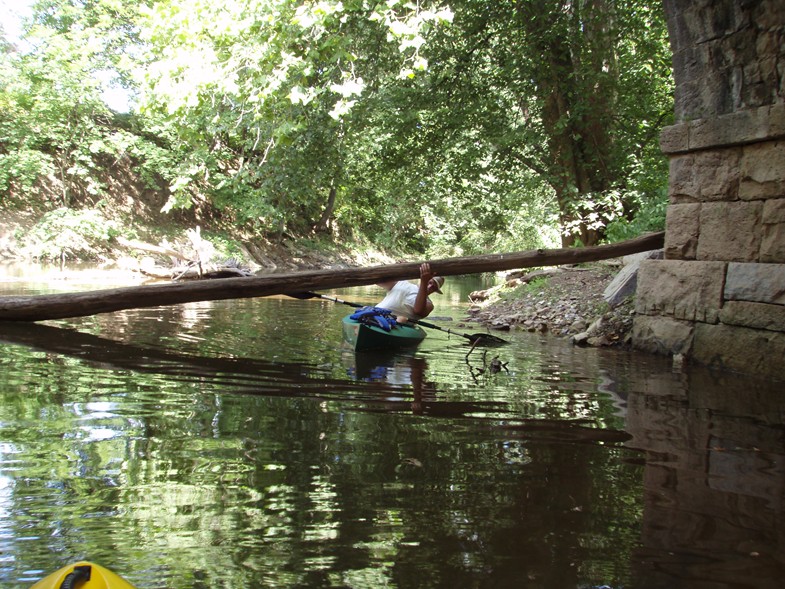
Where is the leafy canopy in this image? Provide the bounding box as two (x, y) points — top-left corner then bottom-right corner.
(1, 0), (672, 257)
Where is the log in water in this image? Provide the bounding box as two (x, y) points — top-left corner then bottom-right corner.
(0, 232), (663, 321)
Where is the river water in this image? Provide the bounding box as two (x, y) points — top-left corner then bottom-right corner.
(0, 270), (782, 588)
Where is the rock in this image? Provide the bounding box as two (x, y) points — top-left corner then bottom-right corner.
(761, 198), (785, 263)
(631, 315), (695, 355)
(571, 332), (590, 346)
(469, 289), (491, 302)
(725, 262), (785, 305)
(603, 264), (639, 307)
(586, 316), (605, 336)
(635, 259), (726, 323)
(473, 264), (636, 348)
(603, 250), (662, 308)
(665, 204), (701, 259)
(621, 249), (663, 267)
(719, 300), (785, 331)
(692, 323), (785, 381)
(697, 201), (763, 262)
(587, 335), (610, 347)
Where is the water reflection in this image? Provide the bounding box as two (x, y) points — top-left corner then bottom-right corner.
(0, 283), (781, 587)
(0, 317), (641, 588)
(0, 322), (507, 420)
(622, 365), (785, 589)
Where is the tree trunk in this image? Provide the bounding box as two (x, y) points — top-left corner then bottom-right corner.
(0, 232), (663, 322)
(520, 0), (621, 247)
(314, 183), (337, 234)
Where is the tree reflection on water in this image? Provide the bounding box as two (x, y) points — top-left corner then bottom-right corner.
(0, 299), (782, 588)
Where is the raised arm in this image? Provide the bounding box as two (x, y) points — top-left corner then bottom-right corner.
(412, 262), (436, 319)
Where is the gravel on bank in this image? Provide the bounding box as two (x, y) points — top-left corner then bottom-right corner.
(465, 263), (635, 347)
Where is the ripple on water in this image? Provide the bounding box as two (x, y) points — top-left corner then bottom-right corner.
(0, 289), (782, 587)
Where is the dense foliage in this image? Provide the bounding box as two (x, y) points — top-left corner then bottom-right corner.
(0, 0), (673, 258)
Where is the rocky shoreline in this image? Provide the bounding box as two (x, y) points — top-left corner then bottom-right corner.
(466, 262), (639, 348)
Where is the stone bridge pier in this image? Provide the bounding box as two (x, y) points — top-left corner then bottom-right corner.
(633, 0), (785, 379)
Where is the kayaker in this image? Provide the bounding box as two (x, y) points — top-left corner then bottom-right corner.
(376, 262), (444, 322)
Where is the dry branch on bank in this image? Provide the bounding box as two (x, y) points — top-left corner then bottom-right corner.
(117, 233), (253, 280)
(136, 264), (253, 280)
(0, 232), (664, 322)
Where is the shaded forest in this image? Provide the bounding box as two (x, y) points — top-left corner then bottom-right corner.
(0, 0), (673, 264)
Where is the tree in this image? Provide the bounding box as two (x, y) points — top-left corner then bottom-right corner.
(0, 19), (111, 205)
(377, 0), (673, 246)
(134, 0), (453, 240)
(2, 0), (672, 257)
(0, 0), (169, 208)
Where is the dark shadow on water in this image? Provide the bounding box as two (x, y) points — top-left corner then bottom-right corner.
(341, 347), (631, 443)
(621, 364), (785, 589)
(0, 321), (636, 446)
(0, 322), (510, 421)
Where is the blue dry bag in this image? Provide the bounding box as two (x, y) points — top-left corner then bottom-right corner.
(349, 307), (398, 331)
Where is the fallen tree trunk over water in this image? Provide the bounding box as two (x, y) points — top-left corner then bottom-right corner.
(0, 231), (663, 322)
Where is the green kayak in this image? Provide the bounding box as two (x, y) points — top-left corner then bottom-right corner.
(342, 314), (426, 352)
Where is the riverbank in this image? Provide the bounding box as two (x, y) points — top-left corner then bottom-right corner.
(466, 263), (636, 348)
(0, 204), (401, 276)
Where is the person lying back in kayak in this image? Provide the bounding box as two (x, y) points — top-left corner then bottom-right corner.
(376, 262), (445, 322)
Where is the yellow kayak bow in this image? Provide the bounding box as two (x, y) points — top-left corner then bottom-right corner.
(30, 561), (136, 589)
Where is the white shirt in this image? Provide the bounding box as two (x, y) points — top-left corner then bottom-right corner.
(378, 281), (429, 320)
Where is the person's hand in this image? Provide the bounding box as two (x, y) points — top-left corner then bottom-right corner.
(419, 262), (435, 284)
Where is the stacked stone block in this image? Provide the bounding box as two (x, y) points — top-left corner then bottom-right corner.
(633, 1), (785, 379)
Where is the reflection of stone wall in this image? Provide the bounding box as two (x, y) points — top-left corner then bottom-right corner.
(624, 366), (785, 587)
(634, 1), (785, 379)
